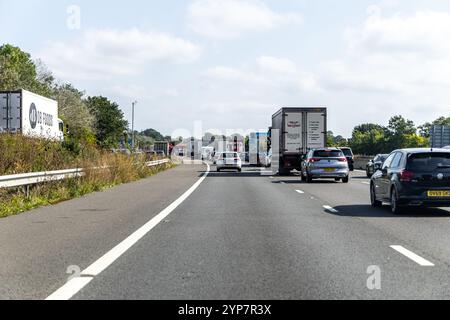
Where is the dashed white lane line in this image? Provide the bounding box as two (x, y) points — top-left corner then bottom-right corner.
(296, 190), (305, 194)
(361, 181), (370, 185)
(323, 205), (339, 213)
(390, 246), (435, 267)
(46, 163), (211, 300)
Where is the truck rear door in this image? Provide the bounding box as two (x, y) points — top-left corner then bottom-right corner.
(284, 112), (303, 153)
(306, 112), (326, 152)
(0, 92), (21, 132)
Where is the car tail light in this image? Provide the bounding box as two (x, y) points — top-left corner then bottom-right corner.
(338, 157), (347, 162)
(310, 158), (321, 163)
(400, 170), (414, 182)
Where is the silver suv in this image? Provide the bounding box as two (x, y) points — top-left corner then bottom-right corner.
(301, 148), (350, 183)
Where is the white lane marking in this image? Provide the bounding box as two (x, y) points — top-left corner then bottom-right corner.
(390, 246), (435, 267)
(46, 163), (211, 300)
(46, 277), (93, 301)
(354, 170), (366, 173)
(296, 190), (305, 194)
(323, 205), (339, 213)
(361, 181), (370, 185)
(280, 182), (286, 184)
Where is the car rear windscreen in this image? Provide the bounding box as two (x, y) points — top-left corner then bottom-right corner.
(313, 150), (344, 158)
(407, 153), (450, 171)
(341, 149), (353, 157)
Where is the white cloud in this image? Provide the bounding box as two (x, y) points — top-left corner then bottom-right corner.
(256, 56), (297, 74)
(205, 56), (319, 92)
(187, 0), (302, 39)
(40, 29), (202, 80)
(318, 7), (450, 134)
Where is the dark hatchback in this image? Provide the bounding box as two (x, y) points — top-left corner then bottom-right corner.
(340, 147), (355, 171)
(370, 148), (450, 214)
(366, 154), (389, 177)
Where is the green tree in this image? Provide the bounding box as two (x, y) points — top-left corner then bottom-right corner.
(0, 44), (53, 97)
(141, 128), (165, 141)
(86, 96), (128, 148)
(386, 115), (422, 150)
(349, 124), (388, 155)
(53, 84), (95, 143)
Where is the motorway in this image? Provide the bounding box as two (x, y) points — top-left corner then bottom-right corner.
(1, 162), (450, 300)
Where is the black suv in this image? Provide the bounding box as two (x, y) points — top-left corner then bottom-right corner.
(370, 148), (450, 214)
(340, 147), (355, 171)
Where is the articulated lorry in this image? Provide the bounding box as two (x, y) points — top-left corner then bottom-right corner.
(271, 107), (327, 175)
(0, 89), (64, 141)
(154, 141), (170, 157)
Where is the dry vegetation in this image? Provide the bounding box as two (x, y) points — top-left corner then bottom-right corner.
(0, 134), (175, 218)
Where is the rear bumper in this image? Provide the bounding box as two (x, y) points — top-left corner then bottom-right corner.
(309, 169), (349, 179)
(398, 196), (450, 207)
(217, 164), (242, 170)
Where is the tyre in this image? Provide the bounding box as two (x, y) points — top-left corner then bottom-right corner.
(335, 178), (341, 182)
(366, 168), (372, 178)
(238, 168), (242, 172)
(306, 175), (313, 183)
(301, 171), (306, 182)
(390, 188), (403, 215)
(217, 168), (221, 172)
(371, 184), (382, 207)
(342, 176), (349, 183)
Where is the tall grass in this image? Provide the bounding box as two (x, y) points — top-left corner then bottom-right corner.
(0, 134), (175, 218)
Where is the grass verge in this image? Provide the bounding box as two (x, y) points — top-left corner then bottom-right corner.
(0, 161), (176, 218)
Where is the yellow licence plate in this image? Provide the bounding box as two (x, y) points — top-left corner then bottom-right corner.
(428, 191), (450, 197)
(324, 168), (336, 172)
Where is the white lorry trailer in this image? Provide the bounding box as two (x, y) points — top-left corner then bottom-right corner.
(0, 89), (64, 141)
(271, 107), (327, 175)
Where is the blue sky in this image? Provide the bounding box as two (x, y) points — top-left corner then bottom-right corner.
(2, 0), (450, 138)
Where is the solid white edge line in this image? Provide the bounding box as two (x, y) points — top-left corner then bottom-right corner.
(390, 246), (435, 267)
(296, 190), (305, 194)
(323, 205), (339, 213)
(45, 163), (211, 300)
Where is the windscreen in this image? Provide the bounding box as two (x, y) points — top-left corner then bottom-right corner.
(341, 149), (353, 157)
(313, 150), (344, 158)
(407, 153), (450, 171)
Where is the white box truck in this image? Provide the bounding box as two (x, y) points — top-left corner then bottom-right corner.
(0, 89), (64, 141)
(271, 107), (327, 175)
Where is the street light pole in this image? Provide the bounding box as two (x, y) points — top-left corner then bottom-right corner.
(132, 100), (137, 150)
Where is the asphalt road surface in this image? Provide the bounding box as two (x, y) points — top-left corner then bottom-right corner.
(1, 163), (450, 300)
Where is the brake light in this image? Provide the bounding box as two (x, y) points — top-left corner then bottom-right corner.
(338, 157), (348, 162)
(310, 158), (321, 163)
(400, 170), (414, 182)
